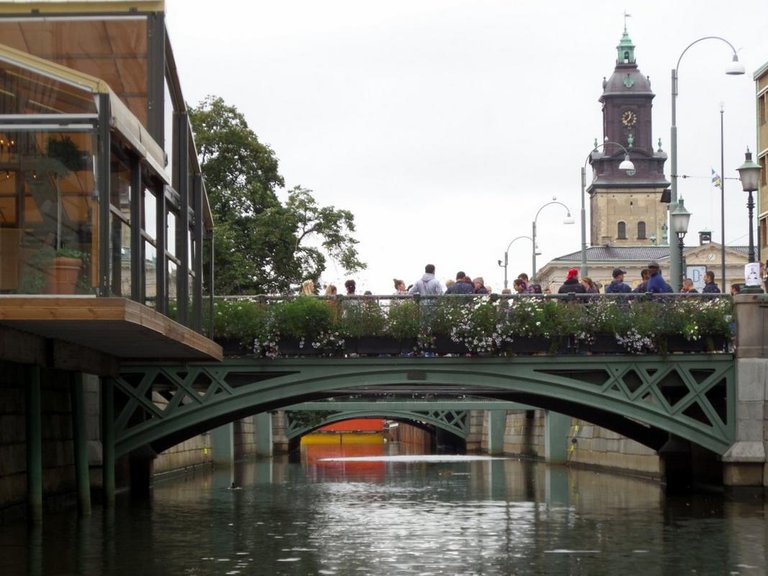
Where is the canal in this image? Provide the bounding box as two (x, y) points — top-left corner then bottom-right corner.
(1, 439), (766, 575)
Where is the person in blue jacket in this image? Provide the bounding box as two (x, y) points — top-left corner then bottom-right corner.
(646, 261), (672, 293)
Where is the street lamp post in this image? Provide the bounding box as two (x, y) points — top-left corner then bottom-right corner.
(670, 197), (691, 289)
(497, 235), (535, 290)
(531, 200), (574, 282)
(737, 149), (762, 293)
(581, 141), (635, 276)
(670, 36), (744, 292)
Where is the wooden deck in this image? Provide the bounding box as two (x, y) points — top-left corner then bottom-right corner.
(0, 296), (221, 374)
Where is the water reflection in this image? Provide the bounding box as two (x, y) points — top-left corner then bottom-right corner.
(0, 443), (765, 575)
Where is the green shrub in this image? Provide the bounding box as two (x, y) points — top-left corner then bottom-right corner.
(212, 298), (269, 341)
(339, 297), (387, 337)
(386, 300), (421, 340)
(272, 296), (333, 339)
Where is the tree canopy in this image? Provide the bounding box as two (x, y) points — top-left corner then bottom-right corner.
(189, 96), (365, 294)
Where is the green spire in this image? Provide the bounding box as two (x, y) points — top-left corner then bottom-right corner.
(616, 25), (636, 65)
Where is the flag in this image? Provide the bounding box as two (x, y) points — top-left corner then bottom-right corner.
(711, 169), (721, 188)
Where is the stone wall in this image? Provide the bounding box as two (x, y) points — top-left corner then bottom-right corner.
(0, 365), (79, 520)
(483, 409), (661, 477)
(567, 419), (661, 477)
(466, 410), (485, 452)
(154, 435), (213, 476)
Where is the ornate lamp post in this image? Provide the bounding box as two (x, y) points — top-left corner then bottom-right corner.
(497, 235), (535, 290)
(670, 197), (691, 289)
(531, 200), (574, 282)
(669, 36), (744, 292)
(737, 149), (762, 292)
(581, 141), (635, 276)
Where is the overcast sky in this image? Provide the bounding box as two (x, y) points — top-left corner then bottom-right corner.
(166, 0), (768, 293)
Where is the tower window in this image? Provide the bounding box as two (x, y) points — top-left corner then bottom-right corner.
(637, 221), (646, 239)
(618, 221), (627, 239)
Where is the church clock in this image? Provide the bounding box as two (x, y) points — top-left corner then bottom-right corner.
(621, 110), (637, 127)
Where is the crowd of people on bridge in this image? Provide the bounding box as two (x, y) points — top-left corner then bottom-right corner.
(313, 261), (736, 298)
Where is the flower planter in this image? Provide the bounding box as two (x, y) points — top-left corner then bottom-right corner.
(278, 337), (321, 356)
(216, 338), (251, 356)
(589, 333), (623, 354)
(502, 336), (565, 355)
(705, 335), (728, 353)
(346, 336), (414, 356)
(431, 335), (469, 355)
(664, 336), (708, 353)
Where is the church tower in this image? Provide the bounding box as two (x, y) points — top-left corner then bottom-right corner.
(588, 26), (669, 247)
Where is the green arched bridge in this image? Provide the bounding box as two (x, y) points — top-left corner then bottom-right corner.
(112, 354), (733, 459)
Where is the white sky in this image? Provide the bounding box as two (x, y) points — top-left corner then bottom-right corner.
(166, 0), (768, 294)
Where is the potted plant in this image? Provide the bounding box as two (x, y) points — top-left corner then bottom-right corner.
(46, 136), (87, 171)
(339, 296), (391, 354)
(271, 296), (334, 356)
(450, 296), (505, 355)
(46, 247), (89, 294)
(385, 299), (421, 354)
(577, 297), (631, 353)
(424, 295), (472, 354)
(210, 298), (270, 356)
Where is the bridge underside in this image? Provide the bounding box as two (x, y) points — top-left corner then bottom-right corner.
(110, 355), (734, 459)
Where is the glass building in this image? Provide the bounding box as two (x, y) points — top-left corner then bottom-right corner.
(0, 1), (218, 359)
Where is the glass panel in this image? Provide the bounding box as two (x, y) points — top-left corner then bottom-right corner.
(109, 213), (131, 297)
(111, 155), (131, 221)
(167, 259), (177, 301)
(167, 209), (177, 258)
(0, 16), (147, 122)
(0, 129), (97, 294)
(0, 56), (99, 116)
(164, 79), (174, 162)
(144, 240), (156, 308)
(188, 230), (194, 269)
(143, 188), (156, 239)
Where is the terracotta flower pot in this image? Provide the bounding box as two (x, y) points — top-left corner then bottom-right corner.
(46, 256), (82, 294)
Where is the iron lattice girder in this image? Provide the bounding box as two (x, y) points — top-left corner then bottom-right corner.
(110, 355), (734, 458)
(283, 408), (471, 440)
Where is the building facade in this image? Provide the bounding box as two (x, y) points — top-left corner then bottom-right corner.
(757, 61), (768, 264)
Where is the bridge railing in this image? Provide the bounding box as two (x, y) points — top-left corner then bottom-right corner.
(200, 293), (733, 358)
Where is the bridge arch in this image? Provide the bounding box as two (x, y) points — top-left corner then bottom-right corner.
(112, 356), (733, 459)
(283, 409), (470, 441)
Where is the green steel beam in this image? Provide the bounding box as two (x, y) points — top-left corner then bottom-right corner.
(112, 355), (734, 458)
(284, 409), (470, 440)
(285, 401), (529, 411)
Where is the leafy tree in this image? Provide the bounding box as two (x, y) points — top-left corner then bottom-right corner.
(189, 96), (365, 294)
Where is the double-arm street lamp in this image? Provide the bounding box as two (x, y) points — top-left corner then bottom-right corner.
(670, 197), (692, 289)
(580, 141), (635, 276)
(532, 200), (574, 282)
(498, 235), (536, 290)
(670, 35), (744, 291)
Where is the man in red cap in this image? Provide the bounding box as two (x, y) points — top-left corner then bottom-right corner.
(558, 268), (586, 294)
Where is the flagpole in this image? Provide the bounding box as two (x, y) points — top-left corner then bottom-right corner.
(720, 104), (726, 292)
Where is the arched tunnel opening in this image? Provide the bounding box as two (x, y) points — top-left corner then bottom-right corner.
(286, 416), (466, 463)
